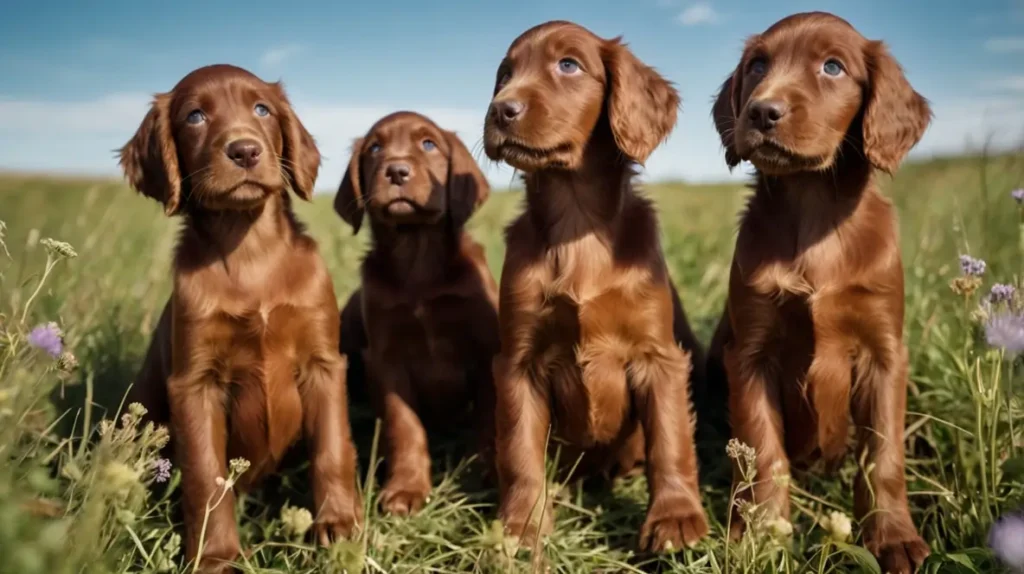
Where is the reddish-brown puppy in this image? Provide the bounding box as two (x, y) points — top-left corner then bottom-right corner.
(483, 20), (709, 552)
(334, 111), (499, 516)
(706, 12), (932, 573)
(121, 64), (361, 572)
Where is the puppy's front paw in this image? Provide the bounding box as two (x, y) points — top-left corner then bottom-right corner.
(380, 475), (431, 516)
(500, 498), (554, 549)
(874, 535), (930, 574)
(640, 496), (709, 552)
(312, 496), (361, 546)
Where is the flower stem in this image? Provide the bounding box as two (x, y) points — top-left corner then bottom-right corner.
(20, 256), (56, 323)
(1008, 354), (1017, 458)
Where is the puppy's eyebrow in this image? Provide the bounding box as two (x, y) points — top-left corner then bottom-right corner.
(410, 126), (440, 141)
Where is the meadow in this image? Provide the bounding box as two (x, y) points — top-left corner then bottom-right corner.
(0, 150), (1022, 573)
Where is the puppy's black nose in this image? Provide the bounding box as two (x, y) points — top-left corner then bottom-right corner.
(490, 100), (524, 126)
(385, 162), (412, 185)
(226, 139), (262, 169)
(747, 100), (787, 131)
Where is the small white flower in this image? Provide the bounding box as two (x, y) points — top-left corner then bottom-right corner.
(280, 505), (314, 539)
(766, 517), (794, 539)
(40, 237), (78, 259)
(819, 511), (852, 543)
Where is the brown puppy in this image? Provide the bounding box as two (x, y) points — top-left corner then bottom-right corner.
(483, 21), (709, 552)
(121, 64), (361, 572)
(335, 111), (499, 516)
(706, 12), (932, 573)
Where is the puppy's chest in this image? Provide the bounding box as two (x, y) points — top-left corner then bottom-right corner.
(747, 240), (842, 301)
(531, 240), (657, 366)
(540, 234), (619, 303)
(198, 299), (314, 370)
(376, 301), (473, 379)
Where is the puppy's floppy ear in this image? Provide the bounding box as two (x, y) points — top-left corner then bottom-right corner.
(118, 93), (181, 215)
(272, 81), (321, 200)
(862, 41), (932, 174)
(445, 130), (490, 230)
(334, 138), (365, 235)
(711, 72), (743, 169)
(602, 38), (680, 165)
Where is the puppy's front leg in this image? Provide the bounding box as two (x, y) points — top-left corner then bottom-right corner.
(168, 375), (238, 573)
(634, 345), (709, 552)
(301, 349), (362, 544)
(494, 354), (552, 545)
(367, 356), (432, 515)
(852, 344), (929, 574)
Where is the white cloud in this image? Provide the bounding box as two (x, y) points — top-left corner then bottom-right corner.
(0, 92), (1021, 190)
(985, 37), (1024, 53)
(260, 44), (305, 68)
(980, 75), (1024, 93)
(678, 2), (719, 26)
(0, 93), (151, 134)
(915, 96), (1024, 157)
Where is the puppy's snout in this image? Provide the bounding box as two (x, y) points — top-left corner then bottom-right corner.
(747, 100), (788, 131)
(490, 100), (525, 127)
(384, 162), (412, 185)
(226, 139), (263, 169)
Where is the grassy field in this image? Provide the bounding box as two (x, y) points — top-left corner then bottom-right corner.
(0, 151), (1022, 573)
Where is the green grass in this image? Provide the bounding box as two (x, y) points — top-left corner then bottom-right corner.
(0, 151), (1022, 573)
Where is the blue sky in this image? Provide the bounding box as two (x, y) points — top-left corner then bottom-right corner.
(2, 0), (1023, 190)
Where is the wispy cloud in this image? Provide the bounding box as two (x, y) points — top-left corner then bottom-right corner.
(917, 96), (1024, 156)
(985, 37), (1024, 53)
(980, 75), (1024, 93)
(0, 93), (150, 134)
(677, 2), (719, 26)
(260, 44), (305, 68)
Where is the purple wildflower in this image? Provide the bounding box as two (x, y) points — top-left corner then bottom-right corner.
(990, 283), (1017, 304)
(986, 312), (1024, 354)
(152, 458), (172, 483)
(27, 322), (63, 358)
(989, 509), (1024, 572)
(1012, 188), (1024, 204)
(959, 255), (987, 277)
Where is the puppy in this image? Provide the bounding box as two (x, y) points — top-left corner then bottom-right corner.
(335, 111), (499, 516)
(121, 64), (361, 572)
(707, 12), (932, 573)
(483, 21), (709, 552)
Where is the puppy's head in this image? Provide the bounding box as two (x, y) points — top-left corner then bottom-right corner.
(334, 111), (489, 235)
(712, 11), (931, 175)
(483, 20), (679, 171)
(118, 64), (320, 215)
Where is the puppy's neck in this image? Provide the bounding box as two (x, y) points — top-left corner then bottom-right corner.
(524, 129), (632, 246)
(757, 150), (874, 214)
(367, 220), (462, 291)
(179, 192), (299, 271)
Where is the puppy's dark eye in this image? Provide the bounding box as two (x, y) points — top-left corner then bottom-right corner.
(254, 104), (270, 117)
(496, 71), (511, 90)
(422, 139), (437, 151)
(822, 59), (844, 77)
(368, 143), (382, 154)
(557, 58), (580, 74)
(186, 110), (206, 125)
(748, 58), (768, 76)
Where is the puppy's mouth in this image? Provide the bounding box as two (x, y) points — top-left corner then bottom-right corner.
(194, 180), (276, 210)
(743, 135), (828, 174)
(385, 197), (421, 216)
(484, 130), (574, 171)
(372, 196), (441, 225)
